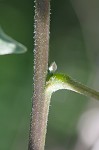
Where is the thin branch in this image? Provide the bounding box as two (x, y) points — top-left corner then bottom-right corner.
(46, 74), (99, 101)
(28, 0), (50, 150)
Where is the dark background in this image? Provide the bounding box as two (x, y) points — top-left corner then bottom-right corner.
(0, 0), (99, 150)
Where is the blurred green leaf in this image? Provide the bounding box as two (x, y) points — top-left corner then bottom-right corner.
(0, 27), (27, 55)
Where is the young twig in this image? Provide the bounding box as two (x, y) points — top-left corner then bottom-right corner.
(46, 74), (99, 101)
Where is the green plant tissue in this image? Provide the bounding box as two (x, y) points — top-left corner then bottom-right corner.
(0, 27), (27, 55)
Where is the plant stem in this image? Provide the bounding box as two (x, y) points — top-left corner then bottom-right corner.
(46, 74), (99, 100)
(69, 78), (99, 100)
(28, 0), (99, 149)
(28, 0), (50, 150)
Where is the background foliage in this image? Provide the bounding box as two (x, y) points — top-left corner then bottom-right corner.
(0, 0), (99, 150)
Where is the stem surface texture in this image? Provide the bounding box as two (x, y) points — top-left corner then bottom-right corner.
(28, 0), (50, 150)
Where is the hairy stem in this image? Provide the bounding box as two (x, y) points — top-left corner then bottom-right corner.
(28, 0), (50, 150)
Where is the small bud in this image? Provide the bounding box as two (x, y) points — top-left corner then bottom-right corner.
(48, 61), (57, 73)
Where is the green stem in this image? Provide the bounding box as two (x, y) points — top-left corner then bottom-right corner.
(46, 74), (99, 100)
(68, 78), (99, 100)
